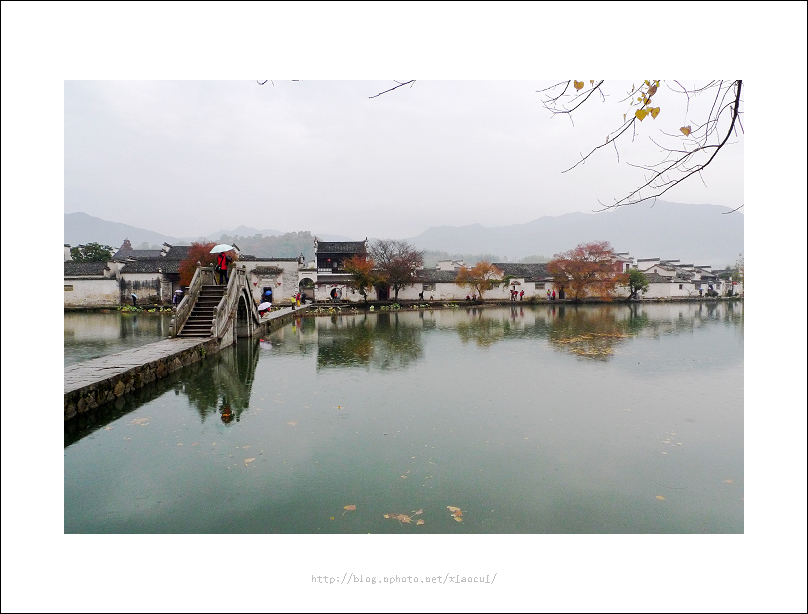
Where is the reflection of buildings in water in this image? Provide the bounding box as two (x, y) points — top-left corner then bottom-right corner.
(63, 312), (171, 341)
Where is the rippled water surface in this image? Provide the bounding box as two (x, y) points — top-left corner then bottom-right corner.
(64, 310), (172, 366)
(64, 302), (743, 533)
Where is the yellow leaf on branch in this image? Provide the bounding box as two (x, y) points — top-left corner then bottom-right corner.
(574, 80), (584, 90)
(680, 126), (692, 136)
(635, 109), (648, 121)
(650, 107), (660, 119)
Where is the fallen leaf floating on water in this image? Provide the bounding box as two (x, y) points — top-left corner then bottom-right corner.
(397, 514), (412, 524)
(344, 505), (356, 511)
(286, 421), (297, 427)
(723, 480), (734, 484)
(453, 516), (463, 522)
(412, 509), (424, 515)
(447, 506), (461, 513)
(416, 519), (425, 525)
(656, 495), (666, 500)
(245, 458), (256, 464)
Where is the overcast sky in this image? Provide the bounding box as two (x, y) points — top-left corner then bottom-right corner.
(65, 78), (744, 239)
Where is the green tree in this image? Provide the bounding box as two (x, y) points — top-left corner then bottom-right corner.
(70, 242), (114, 262)
(627, 268), (650, 299)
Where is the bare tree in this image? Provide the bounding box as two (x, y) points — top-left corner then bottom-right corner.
(369, 80), (415, 99)
(369, 239), (424, 301)
(539, 80), (744, 212)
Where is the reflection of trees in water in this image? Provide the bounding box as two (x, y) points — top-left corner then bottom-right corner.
(372, 313), (424, 369)
(457, 315), (506, 347)
(317, 317), (374, 368)
(316, 313), (423, 370)
(548, 306), (633, 361)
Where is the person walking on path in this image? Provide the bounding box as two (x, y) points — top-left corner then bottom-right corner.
(131, 293), (137, 307)
(552, 289), (556, 301)
(547, 289), (551, 300)
(519, 290), (524, 301)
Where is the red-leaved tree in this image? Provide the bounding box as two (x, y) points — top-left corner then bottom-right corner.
(178, 242), (217, 287)
(344, 254), (381, 302)
(546, 241), (626, 301)
(455, 261), (500, 299)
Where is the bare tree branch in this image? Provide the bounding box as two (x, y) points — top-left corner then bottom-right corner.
(369, 80), (415, 99)
(543, 79), (743, 213)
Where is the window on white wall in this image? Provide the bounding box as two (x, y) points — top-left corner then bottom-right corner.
(64, 285), (73, 291)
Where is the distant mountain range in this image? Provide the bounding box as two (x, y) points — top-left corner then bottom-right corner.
(65, 201), (743, 266)
(406, 201), (743, 266)
(64, 213), (351, 249)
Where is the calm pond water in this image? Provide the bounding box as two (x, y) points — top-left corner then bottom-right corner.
(64, 310), (172, 366)
(64, 302), (743, 533)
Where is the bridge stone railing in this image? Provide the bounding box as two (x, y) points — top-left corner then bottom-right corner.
(169, 264), (216, 337)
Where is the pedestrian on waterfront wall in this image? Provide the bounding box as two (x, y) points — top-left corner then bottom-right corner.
(131, 293), (137, 306)
(547, 289), (551, 300)
(520, 290), (524, 301)
(552, 290), (556, 300)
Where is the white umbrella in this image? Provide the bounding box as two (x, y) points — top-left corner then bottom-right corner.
(258, 302), (272, 312)
(210, 244), (235, 254)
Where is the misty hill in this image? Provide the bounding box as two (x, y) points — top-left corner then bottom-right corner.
(406, 201), (744, 267)
(65, 212), (185, 248)
(65, 212), (352, 252)
(204, 224), (285, 241)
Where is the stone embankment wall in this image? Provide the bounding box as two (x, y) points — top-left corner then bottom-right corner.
(64, 338), (220, 421)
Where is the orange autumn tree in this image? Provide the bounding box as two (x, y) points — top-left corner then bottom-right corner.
(546, 241), (627, 301)
(344, 254), (381, 302)
(455, 261), (500, 299)
(178, 242), (217, 287)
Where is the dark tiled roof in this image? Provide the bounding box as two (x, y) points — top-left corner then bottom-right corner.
(112, 245), (193, 261)
(120, 259), (164, 274)
(316, 241), (367, 254)
(492, 262), (550, 281)
(64, 261), (108, 277)
(161, 261), (181, 274)
(112, 248), (164, 260)
(645, 272), (673, 284)
(240, 255), (299, 262)
(162, 245), (192, 260)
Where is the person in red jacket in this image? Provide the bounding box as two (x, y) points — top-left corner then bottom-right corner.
(216, 251), (229, 285)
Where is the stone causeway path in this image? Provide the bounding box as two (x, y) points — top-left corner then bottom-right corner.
(64, 338), (206, 395)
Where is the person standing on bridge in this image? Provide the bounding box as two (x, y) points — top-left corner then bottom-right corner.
(216, 251), (229, 285)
